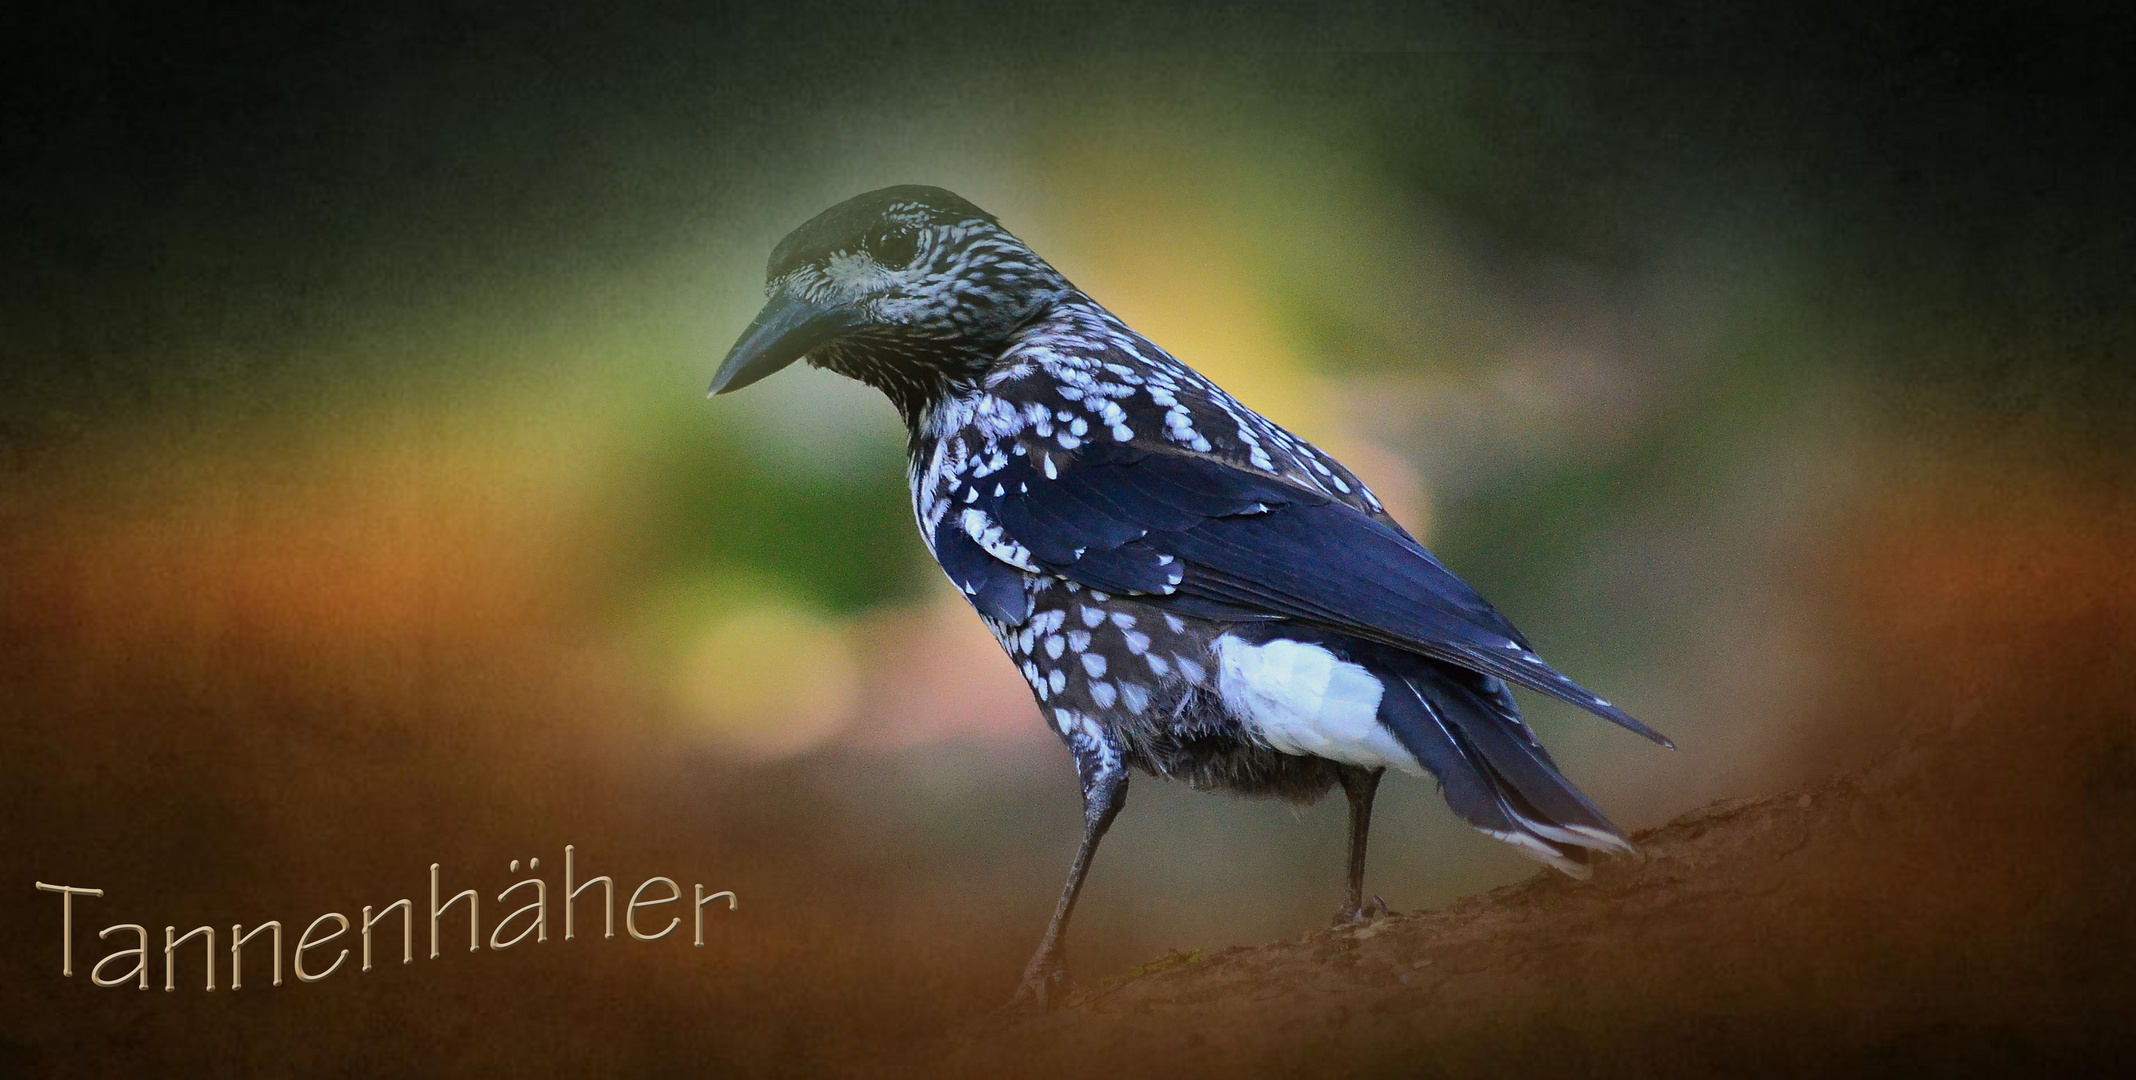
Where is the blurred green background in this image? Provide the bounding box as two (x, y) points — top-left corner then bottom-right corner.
(2, 2), (2129, 1075)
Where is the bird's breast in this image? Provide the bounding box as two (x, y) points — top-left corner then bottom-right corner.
(988, 584), (1215, 719)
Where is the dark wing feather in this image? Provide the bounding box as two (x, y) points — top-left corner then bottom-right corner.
(931, 518), (1033, 624)
(967, 442), (1672, 747)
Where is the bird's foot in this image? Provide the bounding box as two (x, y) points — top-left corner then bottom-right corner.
(1331, 895), (1390, 927)
(1004, 950), (1071, 1012)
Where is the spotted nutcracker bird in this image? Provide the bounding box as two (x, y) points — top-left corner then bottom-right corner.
(709, 185), (1671, 1007)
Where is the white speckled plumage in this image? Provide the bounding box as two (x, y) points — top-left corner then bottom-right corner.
(711, 185), (1665, 1006)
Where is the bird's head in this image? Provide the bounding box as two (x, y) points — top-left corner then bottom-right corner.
(709, 185), (1069, 420)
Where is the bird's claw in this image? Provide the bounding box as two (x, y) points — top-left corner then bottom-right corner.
(1331, 894), (1390, 927)
(1005, 952), (1071, 1011)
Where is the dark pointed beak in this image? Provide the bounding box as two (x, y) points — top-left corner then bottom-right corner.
(708, 291), (866, 396)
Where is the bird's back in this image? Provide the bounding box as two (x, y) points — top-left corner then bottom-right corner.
(917, 293), (1394, 537)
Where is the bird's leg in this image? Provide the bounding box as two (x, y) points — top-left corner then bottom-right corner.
(1333, 765), (1389, 926)
(1008, 749), (1128, 1010)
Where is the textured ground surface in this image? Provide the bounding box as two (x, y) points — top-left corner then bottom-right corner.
(937, 703), (2136, 1079)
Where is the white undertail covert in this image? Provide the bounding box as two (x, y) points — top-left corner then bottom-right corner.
(1215, 635), (1421, 775)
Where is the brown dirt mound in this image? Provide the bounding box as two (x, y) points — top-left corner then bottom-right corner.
(938, 710), (2136, 1079)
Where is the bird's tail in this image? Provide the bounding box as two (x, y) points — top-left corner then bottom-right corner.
(1374, 654), (1635, 877)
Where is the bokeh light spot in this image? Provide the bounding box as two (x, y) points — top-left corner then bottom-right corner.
(671, 598), (861, 760)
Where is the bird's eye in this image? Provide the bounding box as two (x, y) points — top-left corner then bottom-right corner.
(867, 226), (920, 269)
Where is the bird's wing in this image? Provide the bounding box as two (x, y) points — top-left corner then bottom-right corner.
(949, 439), (1671, 747)
(932, 515), (1036, 625)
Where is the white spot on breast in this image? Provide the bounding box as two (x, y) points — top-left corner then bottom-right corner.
(1119, 682), (1150, 714)
(1080, 607), (1104, 628)
(1081, 653), (1107, 678)
(1090, 681), (1117, 708)
(1045, 635), (1065, 659)
(1214, 636), (1420, 774)
(1048, 669), (1067, 693)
